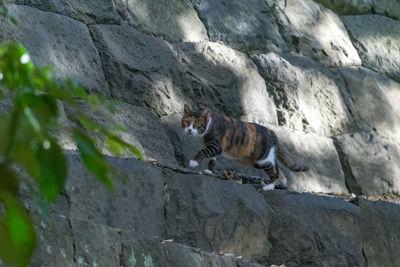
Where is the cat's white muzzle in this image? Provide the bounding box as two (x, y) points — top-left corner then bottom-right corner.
(184, 123), (198, 136)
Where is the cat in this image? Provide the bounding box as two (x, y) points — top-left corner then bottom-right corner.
(181, 104), (309, 190)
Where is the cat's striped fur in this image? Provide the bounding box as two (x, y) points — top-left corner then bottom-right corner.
(182, 104), (309, 190)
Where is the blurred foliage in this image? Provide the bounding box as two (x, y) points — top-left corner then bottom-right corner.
(0, 5), (142, 266)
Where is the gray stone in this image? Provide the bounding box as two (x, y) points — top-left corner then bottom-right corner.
(273, 0), (361, 67)
(342, 15), (400, 83)
(126, 0), (208, 42)
(91, 23), (278, 124)
(252, 52), (353, 136)
(194, 0), (287, 53)
(264, 191), (364, 266)
(71, 219), (121, 267)
(314, 0), (400, 21)
(333, 132), (400, 195)
(175, 41), (277, 125)
(18, 185), (74, 267)
(164, 168), (272, 263)
(66, 153), (273, 262)
(120, 235), (267, 267)
(66, 155), (166, 237)
(268, 125), (348, 194)
(89, 23), (186, 116)
(0, 5), (110, 96)
(336, 66), (400, 144)
(65, 101), (178, 166)
(31, 218), (74, 267)
(6, 0), (123, 24)
(357, 198), (400, 267)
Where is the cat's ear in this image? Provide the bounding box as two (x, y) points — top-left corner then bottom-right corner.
(200, 109), (209, 121)
(183, 104), (192, 115)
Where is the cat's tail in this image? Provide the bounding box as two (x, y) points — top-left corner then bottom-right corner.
(277, 144), (309, 172)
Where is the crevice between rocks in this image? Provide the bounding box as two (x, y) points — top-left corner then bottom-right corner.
(192, 3), (211, 42)
(331, 137), (362, 195)
(61, 191), (77, 264)
(362, 244), (369, 267)
(192, 6), (210, 41)
(87, 27), (115, 100)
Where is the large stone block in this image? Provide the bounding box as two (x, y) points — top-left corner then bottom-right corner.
(273, 0), (361, 67)
(358, 198), (400, 266)
(71, 219), (122, 267)
(194, 0), (287, 53)
(66, 155), (166, 237)
(253, 52), (353, 136)
(336, 66), (400, 145)
(342, 15), (400, 83)
(175, 41), (277, 125)
(126, 0), (208, 42)
(268, 125), (348, 194)
(6, 0), (123, 24)
(264, 191), (364, 266)
(164, 168), (273, 263)
(90, 24), (277, 124)
(314, 0), (400, 21)
(0, 5), (110, 96)
(65, 102), (178, 166)
(333, 132), (400, 195)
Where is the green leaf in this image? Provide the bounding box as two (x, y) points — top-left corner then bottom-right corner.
(0, 193), (36, 267)
(0, 163), (20, 196)
(0, 115), (11, 155)
(73, 129), (114, 190)
(35, 138), (67, 201)
(106, 134), (124, 155)
(107, 134), (143, 160)
(13, 138), (67, 201)
(78, 115), (102, 132)
(21, 93), (58, 127)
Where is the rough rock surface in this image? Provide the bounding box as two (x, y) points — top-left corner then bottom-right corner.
(264, 191), (364, 266)
(7, 0), (123, 24)
(126, 0), (208, 42)
(336, 66), (400, 145)
(0, 5), (110, 96)
(24, 155), (400, 266)
(314, 0), (400, 21)
(268, 125), (347, 194)
(194, 0), (287, 53)
(342, 14), (400, 83)
(90, 23), (277, 124)
(357, 197), (400, 267)
(273, 0), (361, 67)
(253, 52), (352, 136)
(1, 0), (400, 265)
(333, 132), (400, 196)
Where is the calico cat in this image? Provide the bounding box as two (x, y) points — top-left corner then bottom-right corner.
(181, 104), (309, 190)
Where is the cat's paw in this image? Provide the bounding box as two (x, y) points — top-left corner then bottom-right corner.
(262, 183), (275, 191)
(203, 169), (213, 175)
(189, 160), (199, 168)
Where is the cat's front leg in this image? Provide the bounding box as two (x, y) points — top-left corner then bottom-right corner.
(189, 142), (222, 168)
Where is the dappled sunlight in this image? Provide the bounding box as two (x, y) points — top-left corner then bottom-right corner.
(283, 0), (361, 66)
(126, 0), (208, 42)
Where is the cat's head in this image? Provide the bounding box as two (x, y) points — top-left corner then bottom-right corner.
(181, 104), (210, 136)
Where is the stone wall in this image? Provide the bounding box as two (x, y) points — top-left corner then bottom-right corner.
(1, 0), (400, 266)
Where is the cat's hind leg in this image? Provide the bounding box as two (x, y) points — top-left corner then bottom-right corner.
(261, 163), (288, 191)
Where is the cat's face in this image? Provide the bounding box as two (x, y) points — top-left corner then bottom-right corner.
(181, 104), (208, 136)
